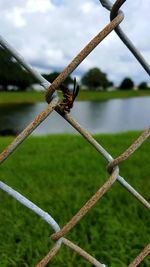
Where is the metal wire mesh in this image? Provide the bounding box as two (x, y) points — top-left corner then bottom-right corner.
(0, 0), (150, 266)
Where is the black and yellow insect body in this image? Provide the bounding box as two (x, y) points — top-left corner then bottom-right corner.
(58, 78), (79, 114)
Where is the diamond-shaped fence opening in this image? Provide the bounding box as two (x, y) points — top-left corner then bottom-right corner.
(0, 0), (150, 266)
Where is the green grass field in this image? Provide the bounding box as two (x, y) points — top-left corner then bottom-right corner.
(0, 133), (149, 266)
(1, 90), (150, 104)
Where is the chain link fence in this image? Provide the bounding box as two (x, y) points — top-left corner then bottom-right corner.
(0, 0), (150, 266)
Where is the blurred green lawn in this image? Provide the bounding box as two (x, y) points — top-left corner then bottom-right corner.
(1, 90), (150, 104)
(0, 132), (149, 266)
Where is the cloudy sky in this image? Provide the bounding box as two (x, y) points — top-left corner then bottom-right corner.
(1, 0), (150, 85)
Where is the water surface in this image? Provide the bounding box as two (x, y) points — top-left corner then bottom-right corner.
(0, 97), (150, 135)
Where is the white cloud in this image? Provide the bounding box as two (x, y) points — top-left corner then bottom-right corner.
(80, 2), (95, 14)
(0, 0), (150, 85)
(6, 7), (26, 28)
(26, 0), (54, 13)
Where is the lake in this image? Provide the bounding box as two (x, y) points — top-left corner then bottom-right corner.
(0, 97), (150, 135)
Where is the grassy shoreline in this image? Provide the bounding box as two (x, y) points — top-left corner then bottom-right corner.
(0, 132), (149, 266)
(0, 89), (150, 104)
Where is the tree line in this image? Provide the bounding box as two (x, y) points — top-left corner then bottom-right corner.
(0, 47), (36, 91)
(81, 68), (149, 90)
(0, 46), (149, 91)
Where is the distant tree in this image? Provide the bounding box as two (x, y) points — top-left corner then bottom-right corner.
(16, 71), (35, 91)
(0, 47), (34, 91)
(119, 77), (134, 90)
(138, 81), (149, 90)
(43, 72), (74, 87)
(81, 67), (112, 90)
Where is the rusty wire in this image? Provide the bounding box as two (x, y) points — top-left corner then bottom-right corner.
(45, 11), (124, 103)
(107, 126), (150, 173)
(0, 0), (150, 266)
(51, 167), (119, 241)
(128, 244), (150, 267)
(100, 0), (150, 75)
(36, 237), (105, 267)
